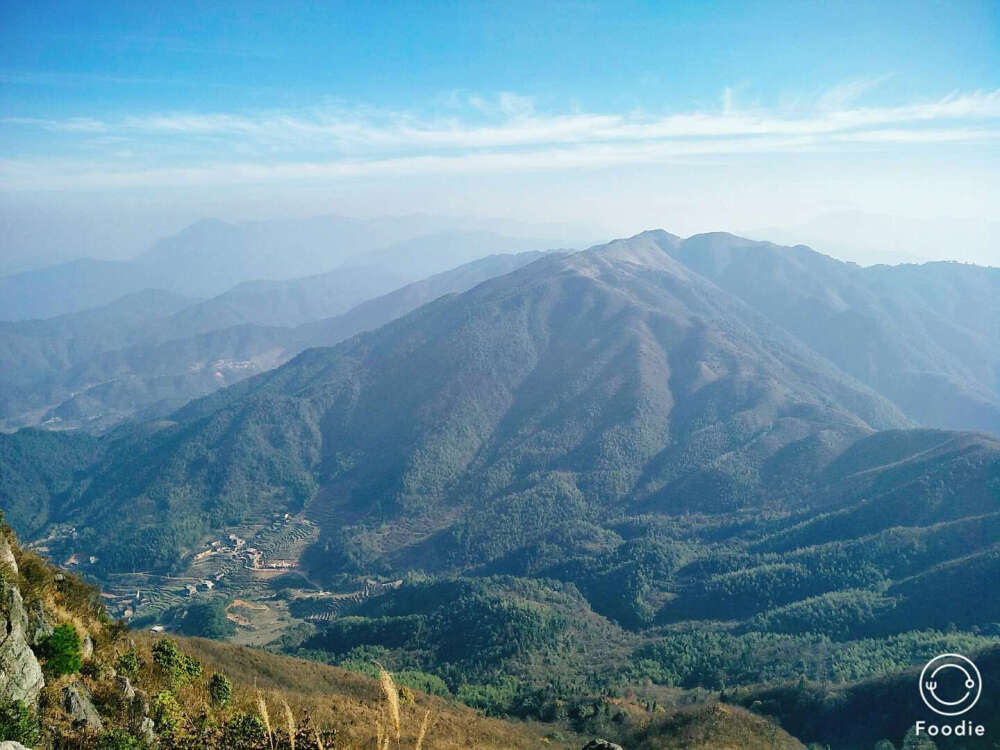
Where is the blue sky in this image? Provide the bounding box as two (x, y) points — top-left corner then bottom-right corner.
(1, 0), (999, 264)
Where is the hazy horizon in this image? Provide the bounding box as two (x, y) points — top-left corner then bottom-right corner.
(3, 1), (998, 272)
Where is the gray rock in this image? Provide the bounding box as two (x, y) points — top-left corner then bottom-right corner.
(25, 598), (54, 647)
(116, 674), (136, 701)
(0, 535), (17, 574)
(0, 541), (45, 705)
(0, 741), (32, 750)
(128, 689), (150, 725)
(62, 683), (104, 731)
(582, 741), (624, 750)
(138, 716), (156, 743)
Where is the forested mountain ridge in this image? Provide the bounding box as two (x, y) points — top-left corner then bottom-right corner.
(2, 229), (999, 749)
(666, 232), (1000, 434)
(4, 230), (910, 571)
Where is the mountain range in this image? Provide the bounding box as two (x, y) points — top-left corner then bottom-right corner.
(1, 227), (997, 748)
(0, 250), (553, 431)
(0, 215), (565, 320)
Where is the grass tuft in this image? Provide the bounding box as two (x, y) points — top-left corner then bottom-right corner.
(257, 693), (274, 750)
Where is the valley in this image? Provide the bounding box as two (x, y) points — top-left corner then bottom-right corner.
(3, 228), (998, 748)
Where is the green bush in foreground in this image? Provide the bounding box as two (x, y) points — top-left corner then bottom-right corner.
(39, 623), (83, 677)
(208, 673), (233, 707)
(0, 700), (41, 745)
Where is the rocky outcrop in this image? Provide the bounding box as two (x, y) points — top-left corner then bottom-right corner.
(115, 674), (136, 702)
(62, 683), (104, 731)
(582, 741), (624, 750)
(0, 535), (16, 571)
(137, 716), (156, 744)
(122, 687), (155, 742)
(0, 741), (32, 750)
(0, 535), (45, 705)
(25, 598), (53, 647)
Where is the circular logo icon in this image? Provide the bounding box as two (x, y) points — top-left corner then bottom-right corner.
(919, 653), (982, 716)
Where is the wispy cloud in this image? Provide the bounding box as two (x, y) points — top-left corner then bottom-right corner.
(2, 88), (999, 189)
(814, 75), (894, 111)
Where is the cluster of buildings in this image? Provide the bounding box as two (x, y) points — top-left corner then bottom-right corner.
(184, 578), (218, 596)
(191, 536), (296, 571)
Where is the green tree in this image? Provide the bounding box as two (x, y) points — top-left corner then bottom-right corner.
(116, 646), (142, 680)
(176, 599), (237, 639)
(39, 623), (83, 677)
(208, 673), (233, 707)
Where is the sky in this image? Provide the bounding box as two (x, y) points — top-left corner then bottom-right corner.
(1, 0), (999, 268)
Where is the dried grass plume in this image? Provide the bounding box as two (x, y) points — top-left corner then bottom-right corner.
(257, 693), (274, 750)
(377, 663), (401, 743)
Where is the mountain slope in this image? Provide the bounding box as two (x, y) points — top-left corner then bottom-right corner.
(0, 521), (586, 749)
(667, 232), (1000, 434)
(12, 231), (910, 576)
(0, 251), (551, 431)
(2, 232), (998, 750)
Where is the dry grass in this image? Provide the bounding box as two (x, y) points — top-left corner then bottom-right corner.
(146, 634), (575, 749)
(282, 698), (297, 750)
(377, 664), (401, 745)
(257, 693), (274, 750)
(627, 703), (806, 750)
(414, 709), (430, 750)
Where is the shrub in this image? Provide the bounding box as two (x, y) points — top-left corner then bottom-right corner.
(151, 638), (200, 685)
(175, 599), (237, 639)
(39, 623), (83, 677)
(183, 654), (203, 679)
(0, 700), (41, 745)
(223, 713), (268, 748)
(95, 728), (147, 749)
(151, 690), (183, 733)
(116, 647), (142, 680)
(208, 673), (232, 707)
(152, 638), (183, 673)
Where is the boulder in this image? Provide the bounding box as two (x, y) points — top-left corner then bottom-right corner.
(138, 716), (156, 744)
(128, 688), (151, 731)
(0, 541), (45, 705)
(25, 598), (54, 647)
(62, 683), (104, 731)
(0, 742), (32, 750)
(582, 742), (624, 750)
(0, 535), (17, 574)
(115, 674), (136, 702)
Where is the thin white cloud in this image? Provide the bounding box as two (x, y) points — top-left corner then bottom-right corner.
(721, 87), (735, 115)
(815, 75), (893, 111)
(14, 88), (1000, 146)
(2, 88), (999, 189)
(4, 126), (998, 191)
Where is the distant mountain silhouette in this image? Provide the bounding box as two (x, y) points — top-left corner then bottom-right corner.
(0, 215), (566, 319)
(0, 251), (551, 430)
